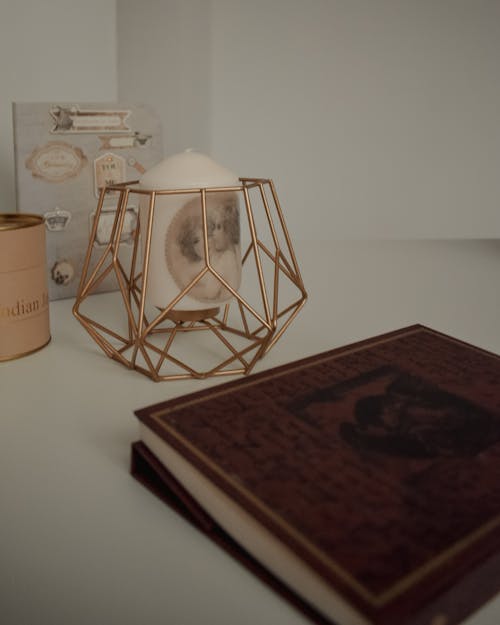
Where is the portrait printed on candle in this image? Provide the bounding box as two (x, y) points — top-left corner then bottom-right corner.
(165, 192), (241, 303)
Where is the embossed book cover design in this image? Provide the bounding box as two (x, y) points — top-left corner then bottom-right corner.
(134, 325), (500, 625)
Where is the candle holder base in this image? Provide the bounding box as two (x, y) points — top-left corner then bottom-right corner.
(165, 307), (220, 324)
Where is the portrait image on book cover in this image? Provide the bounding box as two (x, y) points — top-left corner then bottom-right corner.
(287, 364), (500, 594)
(165, 192), (241, 303)
(290, 365), (500, 459)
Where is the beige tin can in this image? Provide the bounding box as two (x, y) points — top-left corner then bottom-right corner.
(0, 214), (51, 361)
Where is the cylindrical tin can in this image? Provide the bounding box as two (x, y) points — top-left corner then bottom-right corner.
(0, 214), (51, 361)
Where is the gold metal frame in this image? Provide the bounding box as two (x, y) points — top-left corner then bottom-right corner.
(73, 178), (307, 381)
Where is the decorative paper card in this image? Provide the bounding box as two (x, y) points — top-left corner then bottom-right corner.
(12, 102), (163, 300)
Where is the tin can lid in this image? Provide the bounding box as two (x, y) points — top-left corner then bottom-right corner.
(0, 213), (44, 231)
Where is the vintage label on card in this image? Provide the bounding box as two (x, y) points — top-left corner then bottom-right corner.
(93, 152), (126, 197)
(128, 157), (146, 175)
(50, 259), (75, 286)
(50, 105), (131, 134)
(91, 205), (137, 246)
(43, 207), (72, 232)
(25, 141), (86, 183)
(99, 132), (152, 150)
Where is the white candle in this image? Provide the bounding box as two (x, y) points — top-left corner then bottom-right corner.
(139, 150), (242, 315)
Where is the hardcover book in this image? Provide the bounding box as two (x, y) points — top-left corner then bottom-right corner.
(132, 325), (500, 625)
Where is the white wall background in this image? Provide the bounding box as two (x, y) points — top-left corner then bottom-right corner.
(210, 0), (500, 239)
(117, 0), (211, 157)
(0, 0), (117, 213)
(118, 0), (500, 240)
(2, 0), (500, 239)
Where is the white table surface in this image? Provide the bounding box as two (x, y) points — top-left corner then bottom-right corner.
(1, 239), (499, 625)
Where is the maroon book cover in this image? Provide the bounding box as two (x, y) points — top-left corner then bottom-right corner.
(133, 325), (500, 625)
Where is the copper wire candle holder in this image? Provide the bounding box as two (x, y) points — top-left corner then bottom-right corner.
(73, 178), (307, 381)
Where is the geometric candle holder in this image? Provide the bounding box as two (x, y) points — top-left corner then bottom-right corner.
(73, 177), (307, 381)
